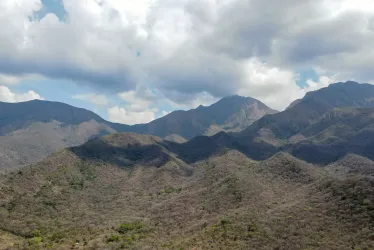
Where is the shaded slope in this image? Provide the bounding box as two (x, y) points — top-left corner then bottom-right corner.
(288, 107), (374, 164)
(70, 133), (173, 168)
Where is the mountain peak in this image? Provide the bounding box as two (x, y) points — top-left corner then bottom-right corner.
(219, 95), (254, 102)
(331, 80), (360, 86)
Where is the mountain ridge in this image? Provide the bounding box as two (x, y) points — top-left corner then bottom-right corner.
(0, 95), (275, 171)
(166, 81), (374, 164)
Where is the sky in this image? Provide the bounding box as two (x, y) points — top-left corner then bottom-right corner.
(0, 0), (373, 125)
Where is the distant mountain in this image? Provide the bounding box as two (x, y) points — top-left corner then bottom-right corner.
(131, 95), (277, 139)
(172, 82), (374, 163)
(239, 81), (374, 141)
(228, 82), (374, 158)
(0, 100), (121, 171)
(0, 95), (274, 171)
(1, 133), (373, 249)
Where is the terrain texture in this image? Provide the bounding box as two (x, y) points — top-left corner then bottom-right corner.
(0, 133), (373, 249)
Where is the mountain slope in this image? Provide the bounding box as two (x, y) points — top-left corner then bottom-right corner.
(131, 95), (277, 139)
(0, 133), (373, 249)
(0, 96), (275, 171)
(0, 100), (116, 135)
(0, 100), (124, 172)
(288, 107), (374, 163)
(170, 82), (374, 164)
(225, 81), (374, 161)
(239, 81), (374, 141)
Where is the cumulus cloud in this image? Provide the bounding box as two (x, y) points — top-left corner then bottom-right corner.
(118, 89), (156, 112)
(0, 0), (373, 110)
(72, 93), (109, 106)
(0, 86), (43, 103)
(107, 106), (156, 125)
(236, 59), (339, 110)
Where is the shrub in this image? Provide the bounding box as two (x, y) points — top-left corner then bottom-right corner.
(117, 221), (144, 234)
(220, 218), (231, 227)
(106, 234), (121, 243)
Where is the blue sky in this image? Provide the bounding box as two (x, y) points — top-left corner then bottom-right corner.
(0, 0), (373, 124)
(36, 0), (66, 21)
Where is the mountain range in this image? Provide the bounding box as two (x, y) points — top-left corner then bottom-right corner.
(0, 81), (374, 249)
(172, 81), (374, 164)
(0, 96), (275, 172)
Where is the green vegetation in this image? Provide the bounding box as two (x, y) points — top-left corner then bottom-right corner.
(104, 221), (149, 248)
(117, 221), (144, 234)
(106, 234), (121, 243)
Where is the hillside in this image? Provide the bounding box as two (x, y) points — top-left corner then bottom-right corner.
(0, 96), (274, 172)
(288, 107), (374, 164)
(0, 133), (373, 249)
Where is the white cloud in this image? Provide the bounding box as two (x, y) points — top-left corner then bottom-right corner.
(118, 90), (153, 111)
(107, 106), (156, 125)
(0, 0), (373, 110)
(238, 58), (338, 110)
(72, 93), (109, 106)
(0, 85), (43, 103)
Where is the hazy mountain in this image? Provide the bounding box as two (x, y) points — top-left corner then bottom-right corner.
(240, 81), (374, 141)
(168, 82), (374, 163)
(0, 96), (275, 171)
(0, 100), (122, 172)
(0, 133), (373, 249)
(132, 95), (277, 139)
(224, 82), (374, 159)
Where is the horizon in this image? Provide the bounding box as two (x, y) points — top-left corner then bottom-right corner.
(0, 0), (373, 124)
(0, 80), (363, 125)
